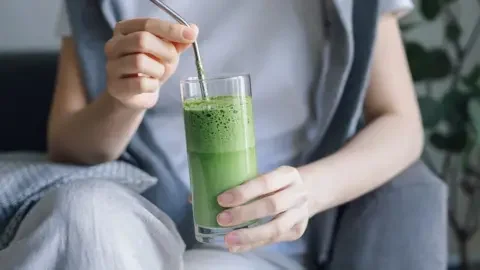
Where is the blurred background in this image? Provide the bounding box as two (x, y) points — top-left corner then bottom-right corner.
(0, 0), (479, 269)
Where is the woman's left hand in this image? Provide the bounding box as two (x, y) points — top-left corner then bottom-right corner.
(216, 166), (310, 253)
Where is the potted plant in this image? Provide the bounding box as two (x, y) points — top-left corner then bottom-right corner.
(401, 0), (480, 269)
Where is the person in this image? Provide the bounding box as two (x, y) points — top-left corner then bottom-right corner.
(0, 0), (448, 269)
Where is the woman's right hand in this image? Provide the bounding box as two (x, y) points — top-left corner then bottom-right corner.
(104, 18), (198, 110)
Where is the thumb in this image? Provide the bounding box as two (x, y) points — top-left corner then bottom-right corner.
(176, 24), (199, 54)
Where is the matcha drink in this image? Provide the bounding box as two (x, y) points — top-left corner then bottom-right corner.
(181, 74), (257, 243)
(184, 96), (257, 227)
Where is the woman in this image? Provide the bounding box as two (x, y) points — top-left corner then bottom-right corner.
(0, 0), (447, 269)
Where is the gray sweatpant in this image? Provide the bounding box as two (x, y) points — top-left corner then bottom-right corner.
(0, 162), (448, 270)
(0, 180), (304, 270)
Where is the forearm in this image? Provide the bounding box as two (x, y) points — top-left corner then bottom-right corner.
(299, 113), (424, 217)
(48, 91), (145, 164)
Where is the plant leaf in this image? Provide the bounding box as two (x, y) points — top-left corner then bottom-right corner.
(463, 65), (480, 95)
(428, 49), (453, 79)
(467, 65), (480, 82)
(446, 19), (462, 43)
(421, 0), (457, 20)
(405, 42), (430, 82)
(405, 44), (452, 81)
(430, 130), (468, 152)
(442, 91), (470, 129)
(468, 99), (480, 139)
(464, 189), (480, 236)
(462, 126), (478, 173)
(431, 92), (470, 152)
(400, 22), (419, 32)
(463, 77), (480, 95)
(421, 0), (442, 20)
(418, 96), (442, 128)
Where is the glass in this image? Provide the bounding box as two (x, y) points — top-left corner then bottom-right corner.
(181, 74), (259, 244)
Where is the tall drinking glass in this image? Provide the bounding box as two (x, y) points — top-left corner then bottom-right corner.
(181, 74), (258, 244)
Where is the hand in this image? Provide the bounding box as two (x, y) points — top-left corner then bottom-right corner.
(216, 166), (309, 253)
(104, 18), (198, 109)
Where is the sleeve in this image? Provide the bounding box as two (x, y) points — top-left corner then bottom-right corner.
(55, 1), (72, 37)
(379, 0), (415, 18)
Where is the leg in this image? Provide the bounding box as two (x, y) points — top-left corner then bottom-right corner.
(184, 244), (305, 270)
(327, 162), (448, 270)
(0, 180), (185, 270)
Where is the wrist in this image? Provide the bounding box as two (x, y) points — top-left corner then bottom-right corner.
(297, 166), (320, 217)
(297, 159), (338, 218)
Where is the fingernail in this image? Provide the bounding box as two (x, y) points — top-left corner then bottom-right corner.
(217, 211), (232, 225)
(218, 192), (234, 205)
(183, 28), (196, 40)
(225, 233), (241, 245)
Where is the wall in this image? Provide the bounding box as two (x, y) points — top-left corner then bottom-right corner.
(0, 0), (62, 52)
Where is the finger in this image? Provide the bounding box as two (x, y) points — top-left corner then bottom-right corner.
(217, 184), (306, 227)
(229, 238), (270, 253)
(110, 76), (160, 95)
(175, 43), (192, 54)
(175, 25), (198, 53)
(275, 220), (308, 243)
(104, 35), (121, 58)
(188, 194), (192, 204)
(114, 18), (198, 43)
(106, 31), (179, 63)
(107, 53), (166, 79)
(218, 166), (300, 208)
(224, 203), (307, 247)
(231, 220), (308, 253)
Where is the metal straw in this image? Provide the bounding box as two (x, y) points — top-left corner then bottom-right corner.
(149, 0), (208, 98)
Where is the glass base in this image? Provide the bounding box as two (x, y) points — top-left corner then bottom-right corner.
(195, 221), (259, 244)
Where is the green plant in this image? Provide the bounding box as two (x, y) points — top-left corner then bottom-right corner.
(401, 1), (480, 269)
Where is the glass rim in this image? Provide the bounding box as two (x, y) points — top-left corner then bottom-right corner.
(180, 73), (250, 84)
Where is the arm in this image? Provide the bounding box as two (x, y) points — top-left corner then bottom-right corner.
(300, 13), (424, 216)
(47, 38), (145, 164)
(48, 20), (198, 164)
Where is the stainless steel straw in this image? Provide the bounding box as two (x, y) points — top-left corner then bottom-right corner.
(149, 0), (208, 98)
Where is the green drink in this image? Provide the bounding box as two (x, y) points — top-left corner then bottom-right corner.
(181, 74), (258, 243)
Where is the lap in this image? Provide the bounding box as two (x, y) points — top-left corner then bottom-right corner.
(2, 180), (185, 269)
(7, 161), (445, 270)
(185, 245), (304, 270)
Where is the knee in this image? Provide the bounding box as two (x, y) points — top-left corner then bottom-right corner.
(13, 180), (186, 269)
(12, 180), (138, 241)
(42, 180), (140, 227)
(42, 180), (181, 237)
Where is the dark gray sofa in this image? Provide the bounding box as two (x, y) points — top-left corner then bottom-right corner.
(0, 53), (58, 152)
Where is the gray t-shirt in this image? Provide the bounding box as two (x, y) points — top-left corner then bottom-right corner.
(57, 1), (325, 185)
(56, 0), (413, 260)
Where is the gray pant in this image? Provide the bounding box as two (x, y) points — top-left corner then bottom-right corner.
(0, 162), (448, 270)
(0, 180), (304, 270)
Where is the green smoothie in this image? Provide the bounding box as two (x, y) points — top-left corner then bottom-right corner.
(183, 96), (257, 228)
